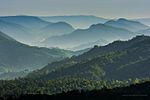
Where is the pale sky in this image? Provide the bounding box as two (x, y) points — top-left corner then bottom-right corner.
(0, 0), (150, 18)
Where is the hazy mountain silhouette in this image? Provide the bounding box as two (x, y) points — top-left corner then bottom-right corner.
(0, 16), (76, 45)
(41, 23), (133, 49)
(0, 15), (50, 29)
(0, 31), (75, 77)
(41, 15), (109, 29)
(105, 18), (149, 32)
(29, 35), (150, 80)
(40, 22), (75, 38)
(0, 19), (35, 44)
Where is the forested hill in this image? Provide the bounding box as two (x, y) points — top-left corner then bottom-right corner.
(1, 34), (150, 99)
(28, 35), (150, 80)
(0, 31), (75, 76)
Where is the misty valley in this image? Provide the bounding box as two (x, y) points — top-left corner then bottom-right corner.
(0, 15), (150, 100)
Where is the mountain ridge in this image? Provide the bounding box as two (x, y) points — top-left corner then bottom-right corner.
(0, 31), (76, 78)
(105, 18), (149, 32)
(0, 16), (76, 45)
(28, 35), (150, 80)
(41, 23), (133, 49)
(41, 15), (109, 29)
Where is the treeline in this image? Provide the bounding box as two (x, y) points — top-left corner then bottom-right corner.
(0, 77), (149, 99)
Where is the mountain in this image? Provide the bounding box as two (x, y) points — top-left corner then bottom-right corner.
(0, 16), (52, 45)
(28, 35), (150, 80)
(0, 16), (76, 45)
(40, 22), (75, 38)
(0, 15), (50, 29)
(105, 18), (149, 32)
(135, 18), (150, 27)
(0, 31), (76, 76)
(0, 19), (35, 44)
(41, 23), (133, 49)
(41, 15), (109, 29)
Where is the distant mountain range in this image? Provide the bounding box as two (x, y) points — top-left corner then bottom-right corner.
(40, 22), (75, 38)
(0, 19), (34, 44)
(0, 15), (150, 51)
(0, 31), (77, 76)
(0, 15), (50, 29)
(105, 18), (149, 32)
(40, 18), (150, 50)
(1, 15), (150, 98)
(41, 15), (109, 29)
(0, 16), (75, 45)
(28, 35), (150, 80)
(41, 23), (133, 49)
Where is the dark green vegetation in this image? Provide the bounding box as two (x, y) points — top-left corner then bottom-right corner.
(0, 31), (79, 79)
(0, 35), (150, 99)
(29, 35), (150, 80)
(42, 81), (150, 100)
(0, 77), (149, 99)
(31, 81), (150, 100)
(52, 81), (150, 97)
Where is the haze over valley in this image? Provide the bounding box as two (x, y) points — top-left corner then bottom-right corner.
(0, 0), (150, 99)
(0, 15), (150, 79)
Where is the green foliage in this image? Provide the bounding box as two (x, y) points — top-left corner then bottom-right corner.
(0, 77), (150, 99)
(28, 35), (150, 80)
(1, 35), (150, 99)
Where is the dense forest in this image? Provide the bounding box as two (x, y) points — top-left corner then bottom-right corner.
(0, 77), (150, 100)
(0, 35), (150, 99)
(28, 35), (150, 80)
(0, 15), (150, 100)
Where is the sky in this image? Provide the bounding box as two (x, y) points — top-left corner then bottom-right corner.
(0, 0), (150, 18)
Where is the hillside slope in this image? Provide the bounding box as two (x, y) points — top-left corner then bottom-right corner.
(0, 31), (75, 75)
(29, 35), (150, 80)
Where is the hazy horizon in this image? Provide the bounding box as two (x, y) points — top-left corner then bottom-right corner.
(0, 14), (150, 20)
(0, 0), (150, 19)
